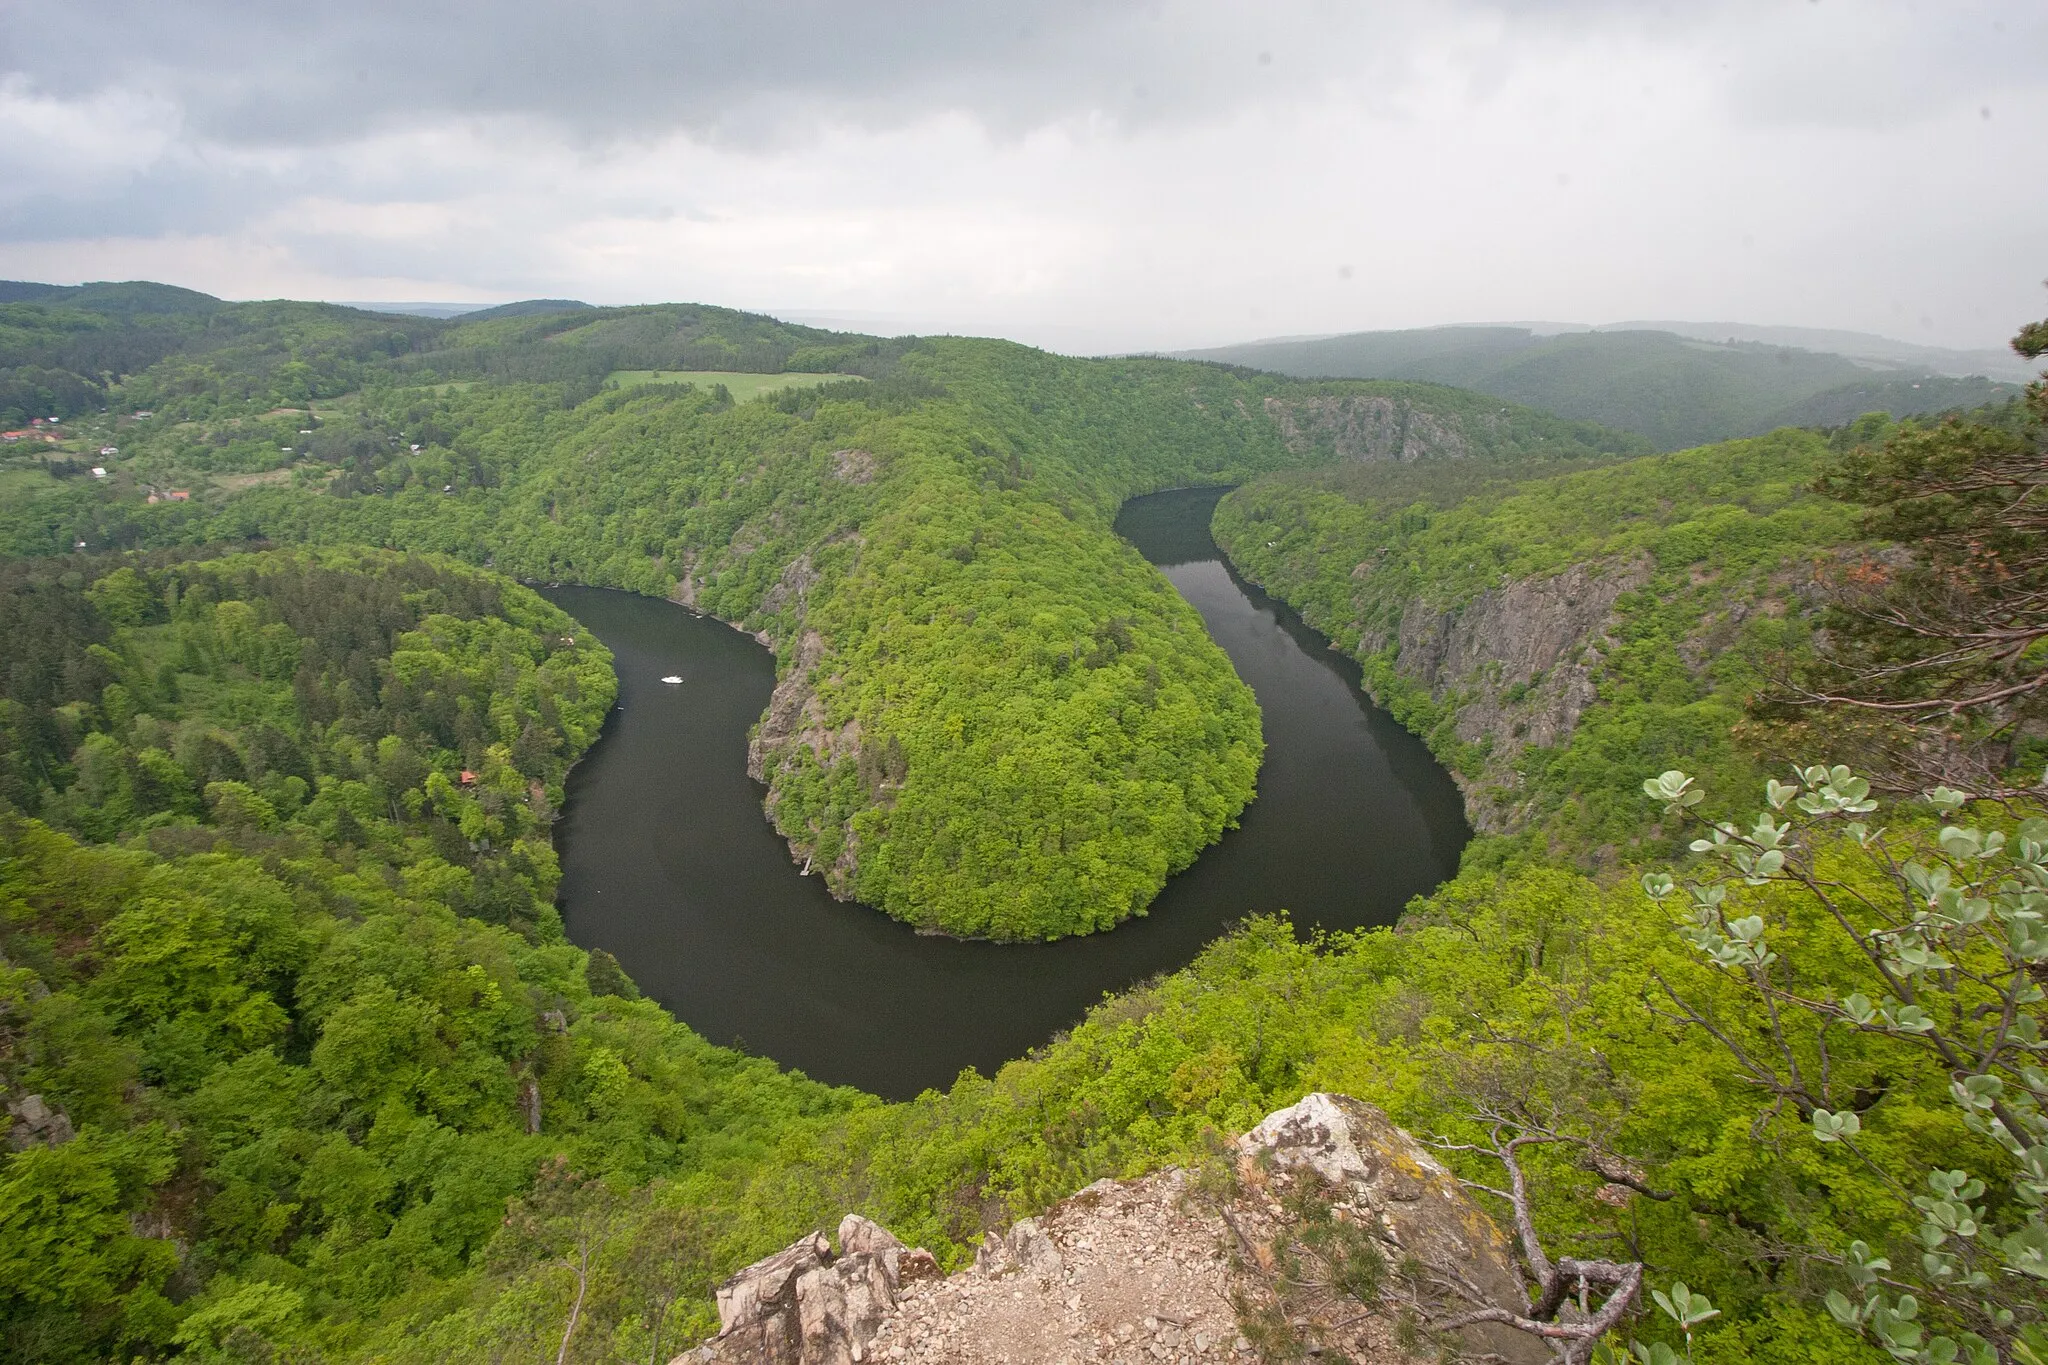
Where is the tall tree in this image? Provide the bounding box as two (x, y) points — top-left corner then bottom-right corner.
(1775, 311), (2048, 793)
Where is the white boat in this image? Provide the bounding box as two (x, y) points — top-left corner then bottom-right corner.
(660, 675), (684, 685)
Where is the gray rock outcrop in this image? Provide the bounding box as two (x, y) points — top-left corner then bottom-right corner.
(828, 449), (877, 484)
(972, 1215), (1064, 1281)
(1236, 1093), (1549, 1364)
(748, 628), (866, 895)
(687, 1215), (934, 1365)
(5, 1093), (75, 1149)
(682, 1095), (1568, 1363)
(1263, 394), (1483, 463)
(1356, 554), (1652, 833)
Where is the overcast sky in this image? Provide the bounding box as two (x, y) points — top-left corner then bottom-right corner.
(1, 0), (2041, 353)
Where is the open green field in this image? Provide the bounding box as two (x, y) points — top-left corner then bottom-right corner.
(0, 464), (61, 502)
(605, 369), (861, 401)
(209, 467), (297, 493)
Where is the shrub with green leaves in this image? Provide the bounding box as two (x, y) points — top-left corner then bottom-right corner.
(1643, 766), (2048, 1363)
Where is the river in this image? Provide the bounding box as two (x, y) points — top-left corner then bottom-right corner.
(543, 487), (1467, 1099)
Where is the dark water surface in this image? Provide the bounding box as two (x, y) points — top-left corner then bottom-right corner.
(545, 487), (1467, 1099)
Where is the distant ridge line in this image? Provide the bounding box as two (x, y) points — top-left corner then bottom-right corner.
(338, 299), (594, 320)
(1172, 323), (2030, 450)
(1184, 320), (2031, 384)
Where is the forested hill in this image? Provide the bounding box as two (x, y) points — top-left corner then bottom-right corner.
(0, 286), (1643, 941)
(0, 547), (614, 893)
(1174, 324), (2022, 450)
(1212, 425), (1863, 859)
(0, 279), (895, 427)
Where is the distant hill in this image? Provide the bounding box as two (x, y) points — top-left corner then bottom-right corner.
(0, 281), (452, 423)
(341, 299), (596, 320)
(1175, 325), (2028, 450)
(0, 279), (225, 315)
(1, 284), (598, 325)
(454, 298), (593, 320)
(333, 301), (485, 318)
(10, 278), (2026, 449)
(1597, 320), (2035, 383)
(0, 279), (905, 423)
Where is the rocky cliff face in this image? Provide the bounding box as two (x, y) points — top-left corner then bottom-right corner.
(1262, 395), (1493, 463)
(742, 609), (894, 898)
(685, 1215), (938, 1365)
(1359, 555), (1652, 833)
(653, 451), (888, 899)
(683, 1094), (1552, 1365)
(671, 513), (872, 899)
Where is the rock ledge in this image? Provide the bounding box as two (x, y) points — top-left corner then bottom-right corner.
(685, 1095), (1546, 1364)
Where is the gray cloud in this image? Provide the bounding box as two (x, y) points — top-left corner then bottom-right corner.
(14, 0), (2034, 151)
(0, 153), (300, 244)
(1717, 1), (2045, 130)
(0, 0), (2040, 351)
(6, 0), (1297, 146)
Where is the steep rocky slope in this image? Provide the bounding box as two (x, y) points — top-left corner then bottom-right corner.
(1257, 390), (1641, 465)
(1212, 429), (1861, 850)
(1354, 553), (1653, 832)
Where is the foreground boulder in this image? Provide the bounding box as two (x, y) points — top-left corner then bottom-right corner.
(972, 1214), (1064, 1281)
(687, 1215), (936, 1365)
(1233, 1093), (1549, 1363)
